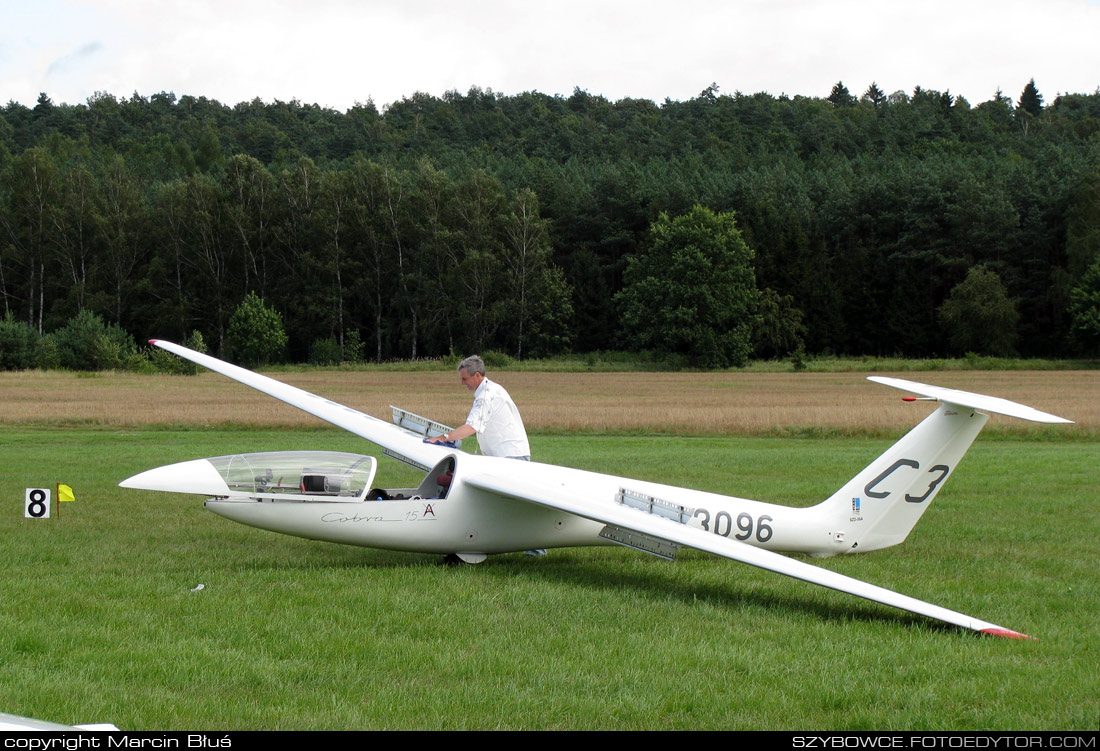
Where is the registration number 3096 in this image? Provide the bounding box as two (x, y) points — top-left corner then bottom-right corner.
(693, 509), (774, 542)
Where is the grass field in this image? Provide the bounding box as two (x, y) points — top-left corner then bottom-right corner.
(1, 370), (1097, 729)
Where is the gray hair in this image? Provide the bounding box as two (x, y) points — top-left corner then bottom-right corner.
(458, 355), (485, 376)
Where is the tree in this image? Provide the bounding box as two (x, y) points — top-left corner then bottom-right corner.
(165, 172), (235, 352)
(345, 155), (397, 362)
(1015, 79), (1043, 136)
(222, 154), (275, 296)
(1, 147), (59, 331)
(827, 82), (855, 108)
(407, 160), (457, 355)
(501, 188), (572, 358)
(448, 168), (508, 353)
(863, 82), (886, 109)
(1065, 164), (1100, 278)
(1068, 259), (1100, 354)
(52, 309), (136, 370)
(50, 160), (97, 313)
(526, 264), (574, 357)
(0, 313), (40, 369)
(1018, 79), (1043, 117)
(754, 287), (807, 359)
(226, 291), (288, 367)
(618, 205), (759, 368)
(567, 247), (616, 352)
(96, 152), (144, 326)
(194, 120), (223, 171)
(937, 265), (1019, 356)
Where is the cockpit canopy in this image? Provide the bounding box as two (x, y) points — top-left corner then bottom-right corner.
(209, 451), (377, 500)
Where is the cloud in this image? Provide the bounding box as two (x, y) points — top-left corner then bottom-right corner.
(46, 41), (104, 78)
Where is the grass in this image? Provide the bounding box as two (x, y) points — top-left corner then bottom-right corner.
(1, 421), (1097, 730)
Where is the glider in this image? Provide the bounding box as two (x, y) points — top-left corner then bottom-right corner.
(121, 340), (1071, 638)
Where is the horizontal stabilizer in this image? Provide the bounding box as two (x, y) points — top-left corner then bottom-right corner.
(868, 377), (1072, 424)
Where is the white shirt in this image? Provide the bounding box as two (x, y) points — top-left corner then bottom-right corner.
(465, 377), (530, 458)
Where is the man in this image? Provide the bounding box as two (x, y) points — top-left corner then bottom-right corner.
(427, 355), (531, 460)
(428, 356), (544, 558)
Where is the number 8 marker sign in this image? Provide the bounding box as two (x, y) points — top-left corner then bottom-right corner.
(25, 488), (50, 519)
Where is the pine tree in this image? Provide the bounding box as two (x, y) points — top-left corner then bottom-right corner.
(827, 82), (855, 108)
(1018, 79), (1043, 116)
(863, 82), (886, 109)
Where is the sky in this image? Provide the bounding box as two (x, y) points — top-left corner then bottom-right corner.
(2, 0), (1099, 112)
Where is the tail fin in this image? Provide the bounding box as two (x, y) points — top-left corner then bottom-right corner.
(819, 377), (1070, 554)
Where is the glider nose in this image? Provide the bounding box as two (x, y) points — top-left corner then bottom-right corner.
(120, 459), (229, 495)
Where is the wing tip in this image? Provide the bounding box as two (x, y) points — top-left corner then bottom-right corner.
(980, 626), (1035, 640)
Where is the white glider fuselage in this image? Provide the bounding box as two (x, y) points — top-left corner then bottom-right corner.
(203, 455), (793, 556)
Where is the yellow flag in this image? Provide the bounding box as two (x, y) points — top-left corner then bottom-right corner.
(58, 484), (75, 502)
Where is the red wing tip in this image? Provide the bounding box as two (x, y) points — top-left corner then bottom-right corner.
(148, 339), (160, 344)
(981, 627), (1035, 640)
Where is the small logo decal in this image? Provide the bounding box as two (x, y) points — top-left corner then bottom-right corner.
(423, 503), (436, 518)
(852, 497), (861, 513)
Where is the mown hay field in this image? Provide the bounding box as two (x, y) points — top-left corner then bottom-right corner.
(1, 368), (1095, 436)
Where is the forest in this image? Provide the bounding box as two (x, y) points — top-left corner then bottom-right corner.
(2, 79), (1100, 365)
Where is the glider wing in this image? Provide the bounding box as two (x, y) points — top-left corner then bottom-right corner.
(465, 470), (1031, 639)
(150, 339), (443, 469)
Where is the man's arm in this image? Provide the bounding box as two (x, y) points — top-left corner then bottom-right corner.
(426, 423), (476, 444)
